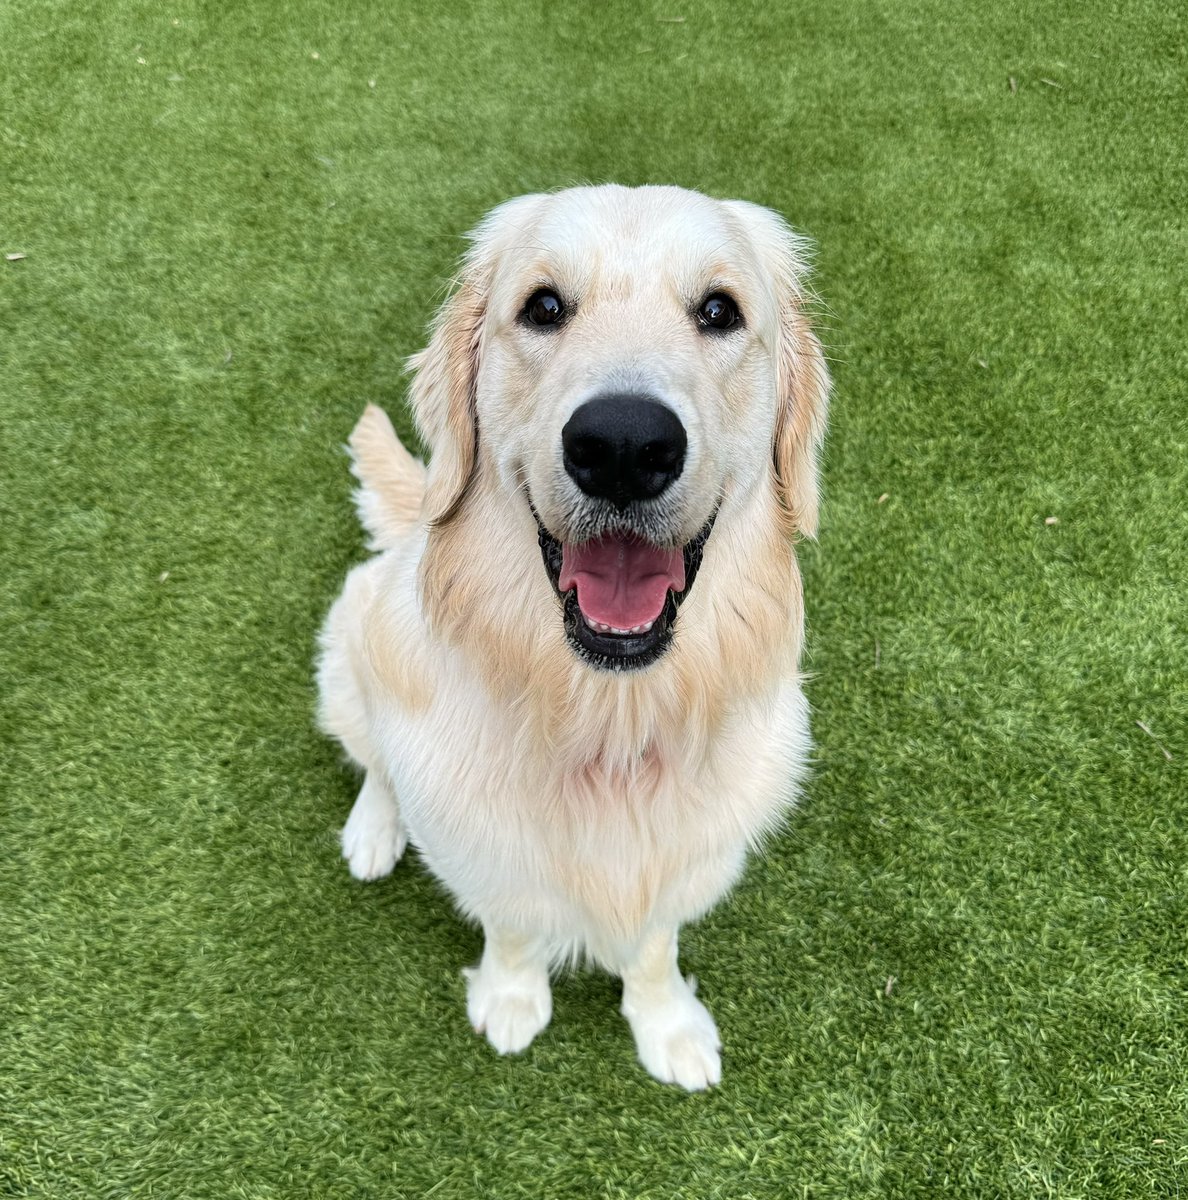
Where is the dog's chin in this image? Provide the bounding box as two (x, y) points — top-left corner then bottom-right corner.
(535, 511), (716, 673)
(561, 586), (677, 670)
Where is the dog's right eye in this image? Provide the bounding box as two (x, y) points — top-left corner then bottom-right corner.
(522, 289), (566, 328)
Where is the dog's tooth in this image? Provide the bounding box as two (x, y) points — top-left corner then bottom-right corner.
(582, 614), (658, 636)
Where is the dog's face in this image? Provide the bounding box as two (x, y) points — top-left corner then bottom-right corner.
(410, 186), (828, 671)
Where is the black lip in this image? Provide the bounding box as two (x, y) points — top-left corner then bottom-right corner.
(534, 508), (716, 672)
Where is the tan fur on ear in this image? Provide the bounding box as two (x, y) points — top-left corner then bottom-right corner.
(408, 194), (547, 528)
(773, 314), (830, 539)
(726, 201), (830, 539)
(407, 281), (485, 526)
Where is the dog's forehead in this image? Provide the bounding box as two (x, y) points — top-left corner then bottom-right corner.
(492, 187), (755, 294)
(542, 187), (731, 251)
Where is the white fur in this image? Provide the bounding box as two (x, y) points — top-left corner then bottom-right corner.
(316, 185), (829, 1089)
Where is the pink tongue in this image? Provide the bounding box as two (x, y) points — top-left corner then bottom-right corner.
(558, 535), (685, 629)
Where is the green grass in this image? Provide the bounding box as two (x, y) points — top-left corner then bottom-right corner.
(2, 0), (1186, 1196)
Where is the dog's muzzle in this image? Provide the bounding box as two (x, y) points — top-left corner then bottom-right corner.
(534, 508), (716, 671)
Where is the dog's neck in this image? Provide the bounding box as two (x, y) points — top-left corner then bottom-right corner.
(419, 466), (803, 772)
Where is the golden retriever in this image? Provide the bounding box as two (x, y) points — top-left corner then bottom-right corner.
(316, 184), (829, 1089)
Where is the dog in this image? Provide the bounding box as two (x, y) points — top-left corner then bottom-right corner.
(316, 184), (829, 1089)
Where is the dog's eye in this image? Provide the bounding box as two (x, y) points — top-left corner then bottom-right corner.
(522, 289), (566, 328)
(697, 293), (741, 332)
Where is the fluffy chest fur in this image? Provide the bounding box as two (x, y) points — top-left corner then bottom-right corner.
(337, 475), (807, 965)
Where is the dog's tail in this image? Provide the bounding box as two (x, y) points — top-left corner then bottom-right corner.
(348, 404), (427, 550)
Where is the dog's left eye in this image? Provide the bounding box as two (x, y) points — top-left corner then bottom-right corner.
(697, 293), (741, 331)
(522, 289), (566, 328)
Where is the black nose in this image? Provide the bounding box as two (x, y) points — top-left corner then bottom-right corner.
(562, 395), (687, 508)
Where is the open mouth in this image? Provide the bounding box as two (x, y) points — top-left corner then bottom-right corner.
(535, 510), (716, 671)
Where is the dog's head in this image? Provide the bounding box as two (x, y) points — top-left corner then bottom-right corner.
(411, 185), (828, 672)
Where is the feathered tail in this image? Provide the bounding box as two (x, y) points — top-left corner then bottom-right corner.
(347, 404), (426, 550)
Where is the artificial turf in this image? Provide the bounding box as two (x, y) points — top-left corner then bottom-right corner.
(2, 0), (1186, 1195)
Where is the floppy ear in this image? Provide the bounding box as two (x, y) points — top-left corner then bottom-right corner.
(408, 194), (546, 527)
(726, 201), (831, 539)
(773, 300), (830, 539)
(407, 274), (486, 527)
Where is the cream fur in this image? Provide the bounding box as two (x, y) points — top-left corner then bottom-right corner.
(316, 184), (829, 1090)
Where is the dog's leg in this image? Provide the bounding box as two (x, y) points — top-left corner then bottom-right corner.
(464, 928), (553, 1055)
(340, 770), (407, 882)
(620, 926), (721, 1091)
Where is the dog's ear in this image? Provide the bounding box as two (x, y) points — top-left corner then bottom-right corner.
(408, 195), (544, 526)
(726, 201), (830, 539)
(407, 272), (486, 527)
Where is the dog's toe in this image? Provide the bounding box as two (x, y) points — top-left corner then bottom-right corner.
(626, 985), (722, 1091)
(464, 965), (552, 1055)
(643, 1025), (722, 1091)
(341, 813), (407, 881)
(340, 771), (407, 881)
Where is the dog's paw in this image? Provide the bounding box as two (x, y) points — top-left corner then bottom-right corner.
(463, 963), (552, 1055)
(624, 977), (722, 1091)
(341, 801), (407, 882)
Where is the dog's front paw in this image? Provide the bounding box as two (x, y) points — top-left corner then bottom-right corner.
(464, 962), (553, 1055)
(341, 776), (407, 881)
(624, 976), (722, 1091)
